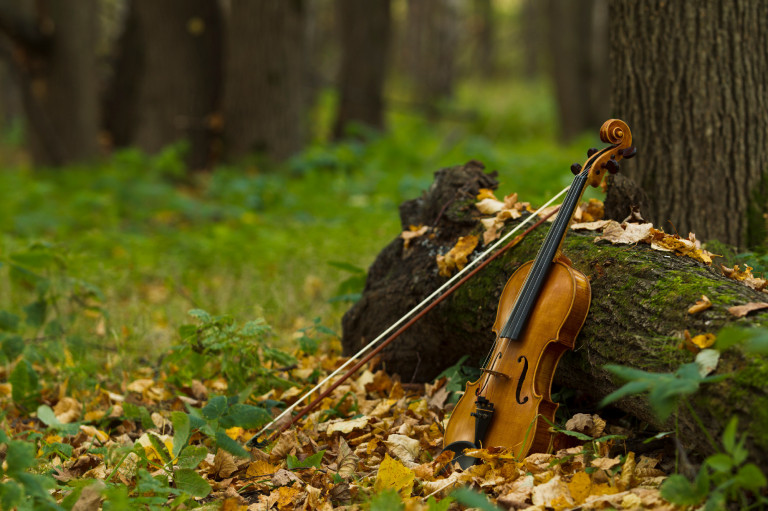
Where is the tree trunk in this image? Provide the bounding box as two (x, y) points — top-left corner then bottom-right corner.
(332, 0), (390, 140)
(0, 0), (100, 166)
(520, 0), (542, 80)
(545, 0), (609, 141)
(223, 0), (306, 163)
(472, 0), (494, 78)
(404, 0), (459, 108)
(610, 0), (768, 248)
(342, 162), (768, 466)
(123, 0), (222, 171)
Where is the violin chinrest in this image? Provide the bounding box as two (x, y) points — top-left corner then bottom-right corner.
(442, 440), (480, 470)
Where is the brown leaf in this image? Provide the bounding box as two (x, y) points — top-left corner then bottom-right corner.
(270, 431), (298, 461)
(215, 448), (238, 479)
(729, 302), (768, 318)
(688, 295), (712, 314)
(271, 468), (300, 487)
(71, 480), (105, 511)
(335, 437), (358, 480)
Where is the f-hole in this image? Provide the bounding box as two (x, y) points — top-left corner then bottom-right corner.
(515, 355), (529, 404)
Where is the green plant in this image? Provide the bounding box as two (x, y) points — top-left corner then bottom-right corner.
(169, 309), (296, 393)
(601, 361), (726, 421)
(0, 431), (63, 510)
(602, 326), (768, 509)
(661, 418), (767, 509)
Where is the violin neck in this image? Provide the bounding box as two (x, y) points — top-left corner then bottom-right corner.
(499, 171), (589, 340)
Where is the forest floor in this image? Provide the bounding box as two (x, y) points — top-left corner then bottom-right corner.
(0, 82), (763, 509)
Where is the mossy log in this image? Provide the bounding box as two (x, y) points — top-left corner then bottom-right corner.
(341, 161), (768, 465)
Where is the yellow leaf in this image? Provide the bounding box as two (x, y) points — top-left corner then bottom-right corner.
(436, 235), (479, 277)
(688, 295), (712, 314)
(247, 460), (278, 478)
(619, 451), (636, 490)
(374, 454), (415, 498)
(79, 425), (109, 443)
(225, 426), (244, 440)
(84, 410), (105, 422)
(276, 485), (300, 510)
(590, 482), (619, 496)
(568, 471), (591, 504)
(476, 188), (498, 201)
(690, 333), (716, 349)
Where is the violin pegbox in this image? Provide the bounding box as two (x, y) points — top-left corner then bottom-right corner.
(583, 119), (635, 188)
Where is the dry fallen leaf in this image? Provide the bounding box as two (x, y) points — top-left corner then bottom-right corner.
(688, 295), (712, 314)
(335, 437), (358, 480)
(384, 433), (421, 464)
(728, 301), (768, 318)
(374, 453), (415, 498)
(436, 235), (479, 277)
(400, 225), (429, 249)
(722, 264), (768, 291)
(54, 397), (83, 424)
(571, 220), (612, 231)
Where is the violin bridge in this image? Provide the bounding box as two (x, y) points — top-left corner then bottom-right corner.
(480, 368), (511, 380)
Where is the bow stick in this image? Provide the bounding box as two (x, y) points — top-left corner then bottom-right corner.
(247, 186), (570, 447)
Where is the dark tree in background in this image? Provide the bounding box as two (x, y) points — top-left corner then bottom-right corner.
(106, 0), (222, 170)
(333, 0), (391, 139)
(610, 0), (768, 248)
(472, 0), (495, 78)
(223, 0), (306, 163)
(0, 0), (100, 165)
(545, 0), (609, 141)
(404, 0), (459, 107)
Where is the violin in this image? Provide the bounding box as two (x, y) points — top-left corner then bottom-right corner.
(443, 119), (635, 468)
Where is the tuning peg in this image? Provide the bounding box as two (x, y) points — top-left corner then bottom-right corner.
(587, 147), (599, 157)
(605, 158), (620, 174)
(570, 163), (582, 175)
(620, 146), (637, 159)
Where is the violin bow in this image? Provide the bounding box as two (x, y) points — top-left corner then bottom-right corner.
(247, 185), (570, 447)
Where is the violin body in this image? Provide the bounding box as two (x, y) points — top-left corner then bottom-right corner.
(442, 119), (634, 465)
(444, 258), (591, 457)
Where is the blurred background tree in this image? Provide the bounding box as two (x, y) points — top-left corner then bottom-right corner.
(0, 0), (766, 247)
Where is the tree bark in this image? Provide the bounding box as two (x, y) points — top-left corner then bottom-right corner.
(610, 0), (768, 248)
(223, 0), (306, 163)
(332, 0), (390, 140)
(545, 0), (610, 141)
(0, 0), (100, 166)
(342, 162), (768, 465)
(119, 0), (222, 171)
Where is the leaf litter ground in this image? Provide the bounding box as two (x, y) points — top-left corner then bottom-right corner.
(11, 188), (759, 510)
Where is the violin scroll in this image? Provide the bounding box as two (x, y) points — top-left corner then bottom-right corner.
(584, 119), (635, 187)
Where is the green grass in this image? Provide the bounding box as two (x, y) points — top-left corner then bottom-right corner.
(0, 78), (601, 373)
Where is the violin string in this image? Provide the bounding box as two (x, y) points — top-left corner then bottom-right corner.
(249, 185), (571, 441)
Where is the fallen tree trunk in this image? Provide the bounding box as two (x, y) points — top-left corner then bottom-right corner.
(342, 161), (768, 465)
